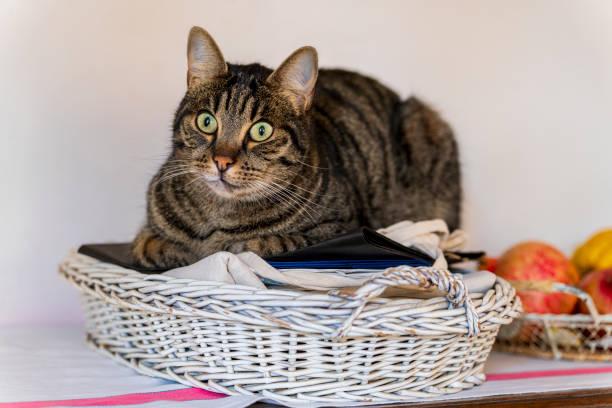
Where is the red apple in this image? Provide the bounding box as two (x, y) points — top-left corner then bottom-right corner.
(496, 241), (579, 314)
(579, 269), (612, 314)
(479, 257), (497, 273)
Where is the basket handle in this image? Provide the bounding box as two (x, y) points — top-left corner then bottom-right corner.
(509, 280), (601, 325)
(329, 265), (480, 339)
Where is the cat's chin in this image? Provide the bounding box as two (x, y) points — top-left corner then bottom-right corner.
(206, 179), (236, 196)
(205, 179), (254, 200)
(206, 180), (270, 202)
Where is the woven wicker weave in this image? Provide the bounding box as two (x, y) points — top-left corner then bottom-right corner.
(496, 313), (612, 361)
(495, 281), (611, 361)
(60, 251), (521, 404)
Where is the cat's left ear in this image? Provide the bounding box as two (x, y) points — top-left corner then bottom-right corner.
(267, 46), (318, 114)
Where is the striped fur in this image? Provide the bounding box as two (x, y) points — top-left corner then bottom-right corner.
(132, 29), (461, 268)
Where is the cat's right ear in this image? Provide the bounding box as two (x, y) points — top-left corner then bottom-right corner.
(187, 26), (227, 88)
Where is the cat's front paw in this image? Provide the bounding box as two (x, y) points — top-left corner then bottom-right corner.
(226, 235), (309, 257)
(132, 228), (192, 269)
(226, 239), (263, 254)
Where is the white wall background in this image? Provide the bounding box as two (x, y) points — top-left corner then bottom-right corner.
(1, 0), (611, 325)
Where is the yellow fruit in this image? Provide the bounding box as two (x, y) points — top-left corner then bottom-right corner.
(573, 230), (612, 271)
(598, 250), (612, 269)
(572, 229), (612, 275)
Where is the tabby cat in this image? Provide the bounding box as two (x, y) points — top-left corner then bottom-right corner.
(132, 27), (461, 268)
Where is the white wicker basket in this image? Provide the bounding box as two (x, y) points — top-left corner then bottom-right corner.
(60, 251), (521, 405)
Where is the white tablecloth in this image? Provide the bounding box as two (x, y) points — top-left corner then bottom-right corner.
(1, 327), (611, 407)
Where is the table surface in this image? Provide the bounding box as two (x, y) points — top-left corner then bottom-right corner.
(1, 327), (611, 408)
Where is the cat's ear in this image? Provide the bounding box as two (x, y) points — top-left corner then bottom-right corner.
(187, 26), (227, 88)
(267, 46), (318, 114)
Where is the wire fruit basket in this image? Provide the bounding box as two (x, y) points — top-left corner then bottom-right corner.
(495, 281), (611, 361)
(60, 251), (520, 405)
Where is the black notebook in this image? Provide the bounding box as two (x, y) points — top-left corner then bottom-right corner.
(78, 227), (483, 273)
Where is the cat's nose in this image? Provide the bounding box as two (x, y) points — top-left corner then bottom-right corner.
(213, 155), (235, 172)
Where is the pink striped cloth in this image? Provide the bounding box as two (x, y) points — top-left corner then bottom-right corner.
(0, 388), (223, 408)
(3, 365), (612, 407)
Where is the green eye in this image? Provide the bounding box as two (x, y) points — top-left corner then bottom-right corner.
(249, 121), (273, 142)
(196, 111), (218, 134)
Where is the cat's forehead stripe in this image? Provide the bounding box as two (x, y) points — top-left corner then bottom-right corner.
(249, 99), (260, 121)
(237, 93), (250, 116)
(224, 87), (233, 112)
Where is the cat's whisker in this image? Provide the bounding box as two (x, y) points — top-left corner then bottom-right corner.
(259, 170), (342, 200)
(263, 177), (341, 213)
(163, 163), (196, 169)
(158, 169), (192, 179)
(267, 181), (323, 213)
(159, 166), (194, 176)
(293, 158), (330, 170)
(156, 169), (194, 180)
(251, 180), (289, 208)
(153, 169), (198, 187)
(184, 175), (205, 190)
(165, 159), (197, 165)
(254, 176), (319, 210)
(256, 180), (322, 224)
(261, 172), (318, 195)
(252, 180), (319, 224)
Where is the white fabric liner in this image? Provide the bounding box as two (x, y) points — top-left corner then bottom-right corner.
(166, 219), (496, 294)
